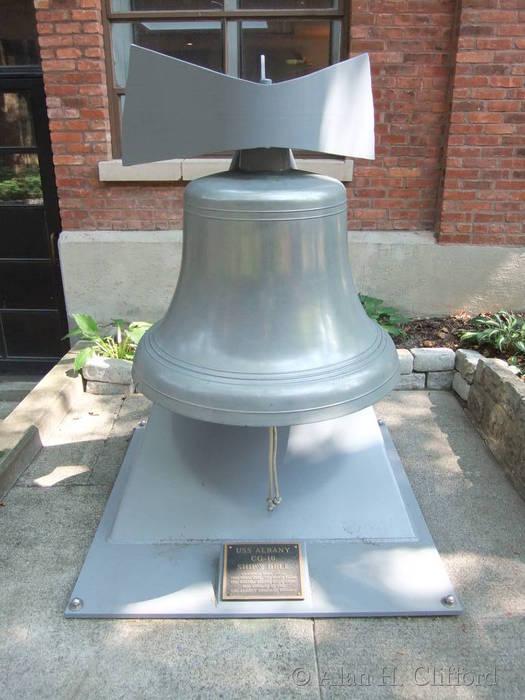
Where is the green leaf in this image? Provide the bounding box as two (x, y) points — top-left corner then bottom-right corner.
(383, 325), (402, 337)
(61, 327), (82, 340)
(460, 331), (479, 341)
(126, 322), (152, 345)
(71, 313), (100, 339)
(73, 346), (95, 373)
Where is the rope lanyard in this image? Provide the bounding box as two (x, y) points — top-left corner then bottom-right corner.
(267, 426), (282, 511)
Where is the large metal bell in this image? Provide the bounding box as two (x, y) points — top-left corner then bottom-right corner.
(133, 150), (400, 426)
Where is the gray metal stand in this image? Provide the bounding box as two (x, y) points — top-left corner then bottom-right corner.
(66, 406), (461, 618)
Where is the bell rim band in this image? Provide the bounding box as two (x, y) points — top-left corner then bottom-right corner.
(132, 326), (400, 427)
(139, 322), (388, 383)
(132, 366), (400, 428)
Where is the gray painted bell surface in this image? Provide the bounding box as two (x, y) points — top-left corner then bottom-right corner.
(132, 164), (400, 426)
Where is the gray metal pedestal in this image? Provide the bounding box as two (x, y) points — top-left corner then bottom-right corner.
(66, 406), (461, 618)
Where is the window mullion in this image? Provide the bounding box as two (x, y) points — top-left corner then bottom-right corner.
(330, 19), (341, 65)
(106, 11), (345, 22)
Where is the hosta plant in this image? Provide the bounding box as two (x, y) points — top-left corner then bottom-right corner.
(64, 314), (152, 373)
(359, 294), (408, 338)
(461, 311), (525, 367)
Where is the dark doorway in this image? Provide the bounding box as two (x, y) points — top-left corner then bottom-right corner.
(0, 1), (68, 373)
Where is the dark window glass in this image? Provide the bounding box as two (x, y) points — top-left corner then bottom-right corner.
(0, 92), (35, 148)
(112, 21), (223, 86)
(239, 1), (336, 8)
(112, 1), (224, 11)
(0, 153), (43, 205)
(240, 20), (330, 82)
(0, 0), (40, 66)
(0, 207), (48, 258)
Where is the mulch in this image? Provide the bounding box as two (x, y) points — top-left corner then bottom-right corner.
(394, 312), (525, 377)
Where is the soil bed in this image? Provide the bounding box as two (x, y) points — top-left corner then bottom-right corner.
(394, 312), (525, 377)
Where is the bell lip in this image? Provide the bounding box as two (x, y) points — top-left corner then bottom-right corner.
(134, 367), (400, 427)
(139, 322), (389, 382)
(132, 328), (401, 427)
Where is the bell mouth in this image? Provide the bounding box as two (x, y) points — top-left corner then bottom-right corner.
(132, 324), (400, 427)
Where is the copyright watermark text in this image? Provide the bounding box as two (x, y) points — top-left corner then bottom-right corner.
(292, 665), (497, 688)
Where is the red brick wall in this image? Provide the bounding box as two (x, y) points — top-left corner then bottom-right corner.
(348, 0), (457, 231)
(35, 1), (523, 243)
(439, 1), (525, 244)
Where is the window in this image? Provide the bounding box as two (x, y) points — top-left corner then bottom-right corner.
(104, 1), (349, 158)
(0, 0), (40, 67)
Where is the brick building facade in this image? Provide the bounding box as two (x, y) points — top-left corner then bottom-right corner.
(1, 1), (523, 368)
(34, 0), (524, 244)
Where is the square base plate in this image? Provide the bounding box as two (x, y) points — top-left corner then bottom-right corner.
(66, 406), (461, 618)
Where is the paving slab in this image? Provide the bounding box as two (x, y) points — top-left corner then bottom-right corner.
(0, 390), (523, 699)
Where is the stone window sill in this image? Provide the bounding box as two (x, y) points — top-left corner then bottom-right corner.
(98, 157), (354, 183)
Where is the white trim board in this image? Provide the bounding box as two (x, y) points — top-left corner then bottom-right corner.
(98, 157), (354, 182)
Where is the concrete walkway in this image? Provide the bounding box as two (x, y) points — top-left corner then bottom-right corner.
(0, 390), (523, 699)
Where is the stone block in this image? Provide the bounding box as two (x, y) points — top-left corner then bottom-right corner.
(396, 349), (413, 375)
(467, 358), (525, 500)
(484, 399), (508, 442)
(455, 349), (483, 383)
(452, 371), (470, 401)
(395, 373), (426, 390)
(474, 359), (522, 411)
(426, 370), (453, 389)
(85, 381), (131, 396)
(466, 383), (484, 424)
(411, 347), (455, 372)
(83, 356), (132, 385)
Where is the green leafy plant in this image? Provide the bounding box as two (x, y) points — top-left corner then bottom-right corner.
(460, 311), (525, 366)
(64, 314), (152, 373)
(359, 294), (408, 337)
(0, 165), (43, 202)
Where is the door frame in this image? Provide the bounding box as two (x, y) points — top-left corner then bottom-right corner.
(0, 67), (69, 373)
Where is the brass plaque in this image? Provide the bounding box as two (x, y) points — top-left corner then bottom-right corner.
(222, 542), (304, 601)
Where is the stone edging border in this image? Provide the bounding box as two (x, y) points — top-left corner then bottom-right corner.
(395, 346), (522, 397)
(393, 347), (524, 500)
(81, 346), (522, 400)
(466, 357), (525, 501)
